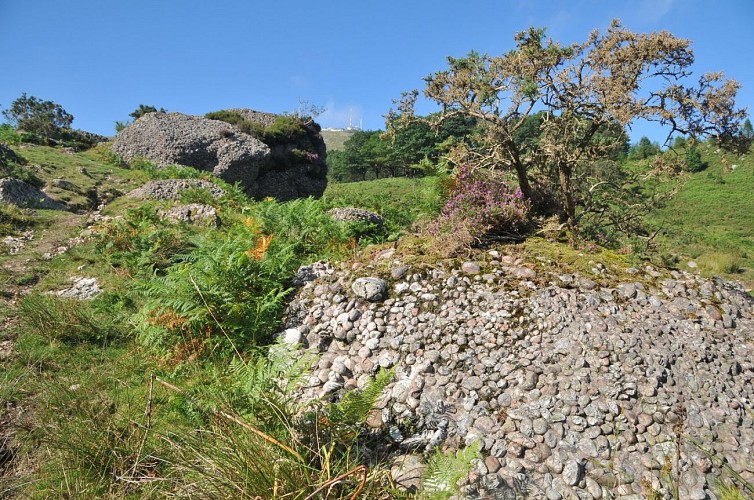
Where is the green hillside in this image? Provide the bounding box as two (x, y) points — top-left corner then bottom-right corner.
(647, 143), (754, 287)
(320, 129), (354, 151)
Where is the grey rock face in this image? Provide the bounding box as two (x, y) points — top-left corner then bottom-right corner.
(328, 207), (384, 227)
(113, 111), (328, 201)
(112, 112), (269, 187)
(126, 179), (226, 201)
(292, 261), (334, 287)
(55, 276), (102, 300)
(0, 178), (65, 210)
(351, 277), (388, 302)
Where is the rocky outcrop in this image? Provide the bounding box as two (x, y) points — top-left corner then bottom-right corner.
(329, 207), (385, 227)
(54, 276), (102, 300)
(228, 109), (328, 201)
(112, 112), (270, 187)
(126, 179), (226, 201)
(0, 143), (23, 168)
(285, 254), (754, 499)
(0, 178), (65, 210)
(157, 204), (220, 227)
(112, 111), (328, 201)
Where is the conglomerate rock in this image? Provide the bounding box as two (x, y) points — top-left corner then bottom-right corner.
(112, 112), (270, 188)
(126, 179), (226, 201)
(284, 255), (754, 499)
(112, 111), (328, 201)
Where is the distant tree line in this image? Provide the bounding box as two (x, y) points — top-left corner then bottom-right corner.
(326, 114), (479, 182)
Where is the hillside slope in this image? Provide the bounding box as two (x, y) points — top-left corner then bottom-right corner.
(647, 143), (754, 288)
(321, 129), (355, 151)
(1, 143), (753, 498)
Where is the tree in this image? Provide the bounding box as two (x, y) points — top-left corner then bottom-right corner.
(392, 21), (745, 227)
(743, 119), (753, 139)
(129, 104), (166, 120)
(683, 145), (707, 172)
(628, 137), (662, 160)
(2, 93), (73, 142)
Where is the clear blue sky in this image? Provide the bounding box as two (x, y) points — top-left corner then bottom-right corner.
(2, 0), (752, 143)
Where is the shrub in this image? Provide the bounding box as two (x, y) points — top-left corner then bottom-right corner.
(0, 124), (22, 145)
(205, 110), (321, 165)
(684, 145), (707, 172)
(0, 142), (44, 187)
(205, 110), (246, 126)
(91, 143), (127, 168)
(129, 104), (166, 120)
(432, 164), (531, 242)
(2, 93), (73, 144)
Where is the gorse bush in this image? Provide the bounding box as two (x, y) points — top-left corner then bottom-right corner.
(684, 145), (708, 172)
(0, 142), (44, 187)
(90, 143), (127, 168)
(2, 93), (73, 144)
(0, 124), (22, 145)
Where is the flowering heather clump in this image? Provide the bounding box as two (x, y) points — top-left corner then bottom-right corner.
(432, 165), (531, 242)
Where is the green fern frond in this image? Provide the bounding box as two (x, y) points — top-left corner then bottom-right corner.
(231, 339), (315, 405)
(328, 367), (394, 427)
(422, 440), (481, 499)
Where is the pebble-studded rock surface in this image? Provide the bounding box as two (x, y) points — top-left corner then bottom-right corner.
(284, 252), (754, 499)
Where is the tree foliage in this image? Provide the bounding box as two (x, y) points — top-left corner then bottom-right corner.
(2, 93), (73, 142)
(328, 115), (479, 182)
(129, 104), (166, 120)
(628, 136), (662, 160)
(391, 20), (746, 227)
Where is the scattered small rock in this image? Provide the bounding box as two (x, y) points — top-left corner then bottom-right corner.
(328, 207), (384, 227)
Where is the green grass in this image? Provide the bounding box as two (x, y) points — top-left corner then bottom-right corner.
(646, 143), (754, 287)
(1, 146), (448, 497)
(11, 143), (146, 210)
(325, 176), (441, 239)
(321, 129), (355, 151)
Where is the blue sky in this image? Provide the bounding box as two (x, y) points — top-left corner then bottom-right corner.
(2, 0), (752, 142)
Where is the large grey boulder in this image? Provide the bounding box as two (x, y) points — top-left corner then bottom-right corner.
(112, 112), (270, 188)
(157, 203), (220, 227)
(0, 178), (65, 210)
(112, 111), (328, 201)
